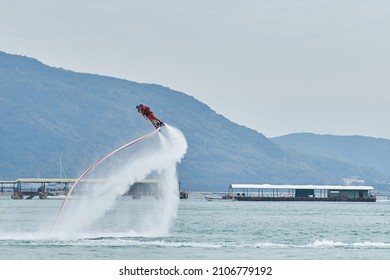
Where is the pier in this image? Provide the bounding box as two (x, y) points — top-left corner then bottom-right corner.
(0, 178), (182, 199)
(229, 184), (376, 202)
(0, 178), (107, 199)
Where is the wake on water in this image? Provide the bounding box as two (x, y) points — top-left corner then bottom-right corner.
(50, 124), (187, 238)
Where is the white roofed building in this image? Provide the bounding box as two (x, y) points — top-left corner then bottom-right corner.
(228, 184), (376, 202)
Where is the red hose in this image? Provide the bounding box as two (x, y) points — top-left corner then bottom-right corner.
(49, 127), (161, 233)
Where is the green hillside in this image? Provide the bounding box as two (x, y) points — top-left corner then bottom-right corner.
(1, 51), (388, 191)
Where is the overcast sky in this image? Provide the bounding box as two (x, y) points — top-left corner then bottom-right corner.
(1, 0), (389, 139)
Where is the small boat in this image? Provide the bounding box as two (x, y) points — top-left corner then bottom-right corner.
(205, 193), (234, 201)
(11, 192), (24, 199)
(45, 194), (67, 200)
(180, 191), (189, 199)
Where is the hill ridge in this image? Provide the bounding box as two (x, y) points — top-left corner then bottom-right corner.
(1, 50), (389, 190)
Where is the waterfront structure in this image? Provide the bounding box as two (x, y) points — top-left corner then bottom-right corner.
(1, 178), (186, 199)
(123, 179), (160, 199)
(229, 184), (376, 202)
(0, 178), (106, 199)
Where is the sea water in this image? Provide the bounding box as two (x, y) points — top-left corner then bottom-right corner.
(1, 194), (390, 260)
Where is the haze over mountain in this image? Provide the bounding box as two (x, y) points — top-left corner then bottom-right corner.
(272, 133), (390, 182)
(1, 51), (389, 191)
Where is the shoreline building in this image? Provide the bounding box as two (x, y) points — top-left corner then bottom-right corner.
(229, 184), (376, 202)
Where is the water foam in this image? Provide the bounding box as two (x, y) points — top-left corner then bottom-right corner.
(252, 240), (390, 249)
(53, 124), (187, 237)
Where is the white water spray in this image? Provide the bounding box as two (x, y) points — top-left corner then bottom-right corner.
(54, 124), (187, 237)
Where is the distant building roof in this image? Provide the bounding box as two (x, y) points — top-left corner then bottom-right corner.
(0, 178), (158, 184)
(229, 184), (374, 191)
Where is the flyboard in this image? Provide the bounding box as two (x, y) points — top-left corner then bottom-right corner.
(49, 127), (161, 233)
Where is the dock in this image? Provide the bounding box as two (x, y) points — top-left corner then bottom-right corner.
(0, 178), (186, 199)
(0, 178), (107, 199)
(229, 184), (376, 202)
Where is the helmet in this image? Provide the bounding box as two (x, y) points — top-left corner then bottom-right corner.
(136, 105), (140, 109)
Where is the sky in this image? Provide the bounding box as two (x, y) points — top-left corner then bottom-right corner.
(1, 0), (389, 139)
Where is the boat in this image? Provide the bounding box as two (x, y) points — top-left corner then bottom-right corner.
(205, 193), (234, 201)
(180, 191), (189, 199)
(45, 194), (67, 200)
(11, 192), (23, 199)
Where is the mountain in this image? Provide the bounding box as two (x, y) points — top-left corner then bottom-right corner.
(1, 51), (389, 191)
(272, 133), (390, 185)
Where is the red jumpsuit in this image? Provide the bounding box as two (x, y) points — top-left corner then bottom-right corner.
(138, 105), (163, 128)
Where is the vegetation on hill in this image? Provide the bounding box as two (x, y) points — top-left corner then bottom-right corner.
(1, 51), (389, 191)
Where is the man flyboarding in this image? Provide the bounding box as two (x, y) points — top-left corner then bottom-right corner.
(136, 104), (164, 128)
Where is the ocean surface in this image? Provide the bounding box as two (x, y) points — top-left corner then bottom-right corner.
(1, 193), (390, 260)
